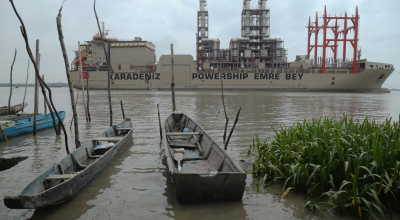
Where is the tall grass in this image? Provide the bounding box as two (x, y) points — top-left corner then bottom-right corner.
(249, 115), (400, 219)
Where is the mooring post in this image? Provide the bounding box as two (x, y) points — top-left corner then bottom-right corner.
(42, 75), (47, 114)
(78, 41), (89, 122)
(0, 123), (8, 142)
(22, 60), (29, 113)
(225, 107), (241, 150)
(120, 100), (125, 119)
(220, 76), (229, 145)
(86, 71), (91, 121)
(157, 103), (162, 141)
(171, 44), (176, 112)
(8, 49), (17, 115)
(33, 40), (39, 135)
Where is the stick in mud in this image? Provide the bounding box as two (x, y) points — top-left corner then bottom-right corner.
(8, 49), (17, 116)
(120, 100), (125, 119)
(171, 44), (176, 112)
(33, 41), (39, 135)
(87, 71), (91, 121)
(78, 41), (89, 122)
(22, 60), (29, 113)
(57, 1), (80, 149)
(220, 76), (229, 145)
(94, 0), (113, 127)
(42, 75), (47, 114)
(0, 123), (8, 142)
(157, 104), (162, 141)
(9, 0), (69, 154)
(225, 107), (241, 150)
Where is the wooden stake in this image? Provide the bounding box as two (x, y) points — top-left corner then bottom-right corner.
(86, 71), (91, 121)
(70, 87), (79, 130)
(57, 4), (79, 150)
(0, 123), (7, 142)
(171, 44), (176, 112)
(78, 41), (89, 122)
(220, 76), (229, 145)
(22, 60), (29, 113)
(8, 49), (17, 115)
(42, 75), (47, 114)
(120, 100), (125, 119)
(224, 107), (241, 150)
(94, 0), (113, 127)
(157, 104), (162, 141)
(33, 40), (39, 135)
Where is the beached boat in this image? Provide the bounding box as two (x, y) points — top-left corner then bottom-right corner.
(4, 118), (133, 209)
(0, 102), (28, 116)
(162, 112), (246, 203)
(0, 111), (66, 141)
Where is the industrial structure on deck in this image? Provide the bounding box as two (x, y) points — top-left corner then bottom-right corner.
(71, 0), (394, 93)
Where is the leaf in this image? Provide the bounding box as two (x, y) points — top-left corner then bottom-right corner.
(281, 187), (294, 199)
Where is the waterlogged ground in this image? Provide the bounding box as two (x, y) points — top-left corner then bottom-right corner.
(1, 87), (400, 219)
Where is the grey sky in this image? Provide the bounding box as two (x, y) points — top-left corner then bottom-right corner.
(1, 0), (399, 89)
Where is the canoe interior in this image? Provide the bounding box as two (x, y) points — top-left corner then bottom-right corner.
(164, 112), (244, 174)
(20, 119), (132, 196)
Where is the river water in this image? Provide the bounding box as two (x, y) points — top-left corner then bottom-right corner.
(1, 87), (399, 220)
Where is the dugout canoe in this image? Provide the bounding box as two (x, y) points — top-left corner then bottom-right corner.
(0, 102), (28, 116)
(162, 112), (246, 203)
(0, 111), (66, 141)
(4, 118), (133, 209)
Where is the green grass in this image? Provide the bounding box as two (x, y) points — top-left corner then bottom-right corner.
(248, 115), (400, 219)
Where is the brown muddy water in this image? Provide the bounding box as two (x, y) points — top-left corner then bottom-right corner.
(1, 87), (400, 220)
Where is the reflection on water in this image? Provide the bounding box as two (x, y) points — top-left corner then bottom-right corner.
(0, 87), (399, 220)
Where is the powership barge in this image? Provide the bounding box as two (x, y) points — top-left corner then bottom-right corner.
(71, 0), (394, 93)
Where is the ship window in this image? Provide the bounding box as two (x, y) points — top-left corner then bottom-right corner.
(370, 65), (373, 69)
(332, 77), (335, 80)
(331, 82), (335, 85)
(378, 74), (385, 79)
(111, 81), (114, 84)
(118, 64), (121, 70)
(385, 65), (387, 68)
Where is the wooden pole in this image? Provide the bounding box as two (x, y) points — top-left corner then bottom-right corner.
(86, 71), (91, 121)
(0, 123), (8, 142)
(78, 41), (89, 122)
(224, 107), (241, 150)
(120, 100), (125, 119)
(57, 4), (79, 149)
(70, 88), (79, 130)
(8, 49), (17, 115)
(42, 75), (47, 114)
(220, 76), (229, 145)
(157, 104), (162, 141)
(94, 0), (113, 127)
(33, 40), (39, 135)
(171, 44), (176, 112)
(22, 60), (29, 113)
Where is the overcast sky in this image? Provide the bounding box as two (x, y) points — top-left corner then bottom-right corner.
(0, 0), (399, 89)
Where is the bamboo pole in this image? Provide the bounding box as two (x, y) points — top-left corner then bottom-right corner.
(70, 87), (79, 130)
(157, 104), (162, 141)
(33, 41), (39, 135)
(22, 60), (29, 113)
(94, 0), (113, 127)
(8, 49), (17, 115)
(42, 75), (47, 114)
(171, 44), (176, 112)
(0, 123), (7, 142)
(120, 100), (125, 119)
(220, 76), (229, 145)
(224, 107), (241, 150)
(10, 0), (67, 153)
(57, 3), (79, 149)
(86, 71), (91, 121)
(78, 41), (89, 122)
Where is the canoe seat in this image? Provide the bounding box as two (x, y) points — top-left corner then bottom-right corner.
(92, 137), (124, 142)
(86, 148), (101, 159)
(168, 141), (197, 148)
(43, 174), (76, 181)
(166, 132), (200, 136)
(115, 128), (131, 131)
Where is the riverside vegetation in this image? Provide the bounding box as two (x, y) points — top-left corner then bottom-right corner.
(249, 115), (400, 219)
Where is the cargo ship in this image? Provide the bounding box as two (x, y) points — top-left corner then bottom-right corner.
(71, 0), (394, 93)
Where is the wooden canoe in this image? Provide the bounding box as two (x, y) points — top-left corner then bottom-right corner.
(0, 102), (28, 116)
(162, 112), (246, 203)
(0, 111), (66, 141)
(3, 118), (133, 209)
